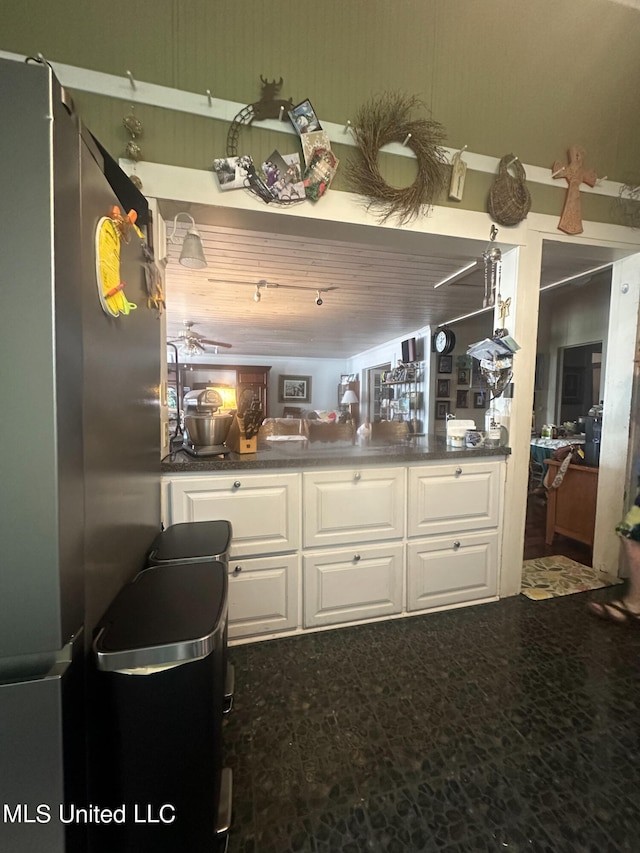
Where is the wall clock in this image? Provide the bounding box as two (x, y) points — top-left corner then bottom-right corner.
(433, 327), (456, 355)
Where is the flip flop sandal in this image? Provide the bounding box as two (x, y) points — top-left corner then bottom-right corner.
(588, 600), (640, 625)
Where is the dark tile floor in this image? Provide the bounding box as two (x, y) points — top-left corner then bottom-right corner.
(223, 589), (640, 852)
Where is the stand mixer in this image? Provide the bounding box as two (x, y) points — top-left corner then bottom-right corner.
(182, 387), (235, 456)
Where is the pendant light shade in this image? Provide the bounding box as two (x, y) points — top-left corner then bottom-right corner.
(180, 227), (207, 269)
(168, 212), (207, 269)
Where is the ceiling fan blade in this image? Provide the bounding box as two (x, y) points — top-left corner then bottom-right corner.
(201, 339), (233, 348)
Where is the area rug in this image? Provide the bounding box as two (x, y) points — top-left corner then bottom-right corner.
(521, 555), (623, 600)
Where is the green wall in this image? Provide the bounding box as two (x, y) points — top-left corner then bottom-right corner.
(3, 0), (640, 223)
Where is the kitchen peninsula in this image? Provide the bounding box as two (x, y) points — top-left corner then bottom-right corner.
(161, 440), (510, 643)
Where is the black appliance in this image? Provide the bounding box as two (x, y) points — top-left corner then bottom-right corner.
(584, 416), (602, 467)
(0, 57), (161, 853)
(583, 415), (602, 468)
(92, 562), (232, 853)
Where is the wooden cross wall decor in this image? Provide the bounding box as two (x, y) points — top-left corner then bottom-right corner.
(551, 145), (598, 235)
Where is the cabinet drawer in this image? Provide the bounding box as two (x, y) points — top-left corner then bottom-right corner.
(408, 461), (502, 537)
(303, 467), (406, 547)
(303, 542), (404, 627)
(407, 531), (498, 611)
(166, 473), (300, 556)
(228, 553), (299, 640)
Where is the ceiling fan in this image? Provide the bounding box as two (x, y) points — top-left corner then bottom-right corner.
(169, 320), (232, 356)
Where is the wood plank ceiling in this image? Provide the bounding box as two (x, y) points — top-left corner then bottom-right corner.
(160, 203), (625, 360)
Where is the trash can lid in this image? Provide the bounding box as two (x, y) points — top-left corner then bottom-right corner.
(94, 561), (227, 672)
(148, 521), (232, 563)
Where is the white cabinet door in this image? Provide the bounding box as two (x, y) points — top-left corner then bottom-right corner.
(408, 461), (502, 537)
(303, 542), (404, 627)
(407, 531), (498, 611)
(166, 473), (300, 556)
(228, 553), (299, 640)
(303, 467), (406, 547)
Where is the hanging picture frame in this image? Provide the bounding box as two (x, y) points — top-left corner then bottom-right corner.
(435, 400), (450, 420)
(438, 355), (453, 374)
(437, 379), (450, 398)
(278, 374), (312, 403)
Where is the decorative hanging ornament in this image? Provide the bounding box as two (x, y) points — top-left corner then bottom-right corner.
(482, 226), (501, 309)
(345, 92), (447, 224)
(122, 106), (144, 187)
(487, 154), (531, 226)
(551, 145), (598, 235)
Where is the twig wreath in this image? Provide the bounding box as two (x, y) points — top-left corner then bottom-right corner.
(346, 93), (448, 224)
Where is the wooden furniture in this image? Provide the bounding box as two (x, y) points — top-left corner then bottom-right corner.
(545, 459), (599, 547)
(370, 420), (410, 443)
(306, 421), (355, 443)
(168, 362), (271, 417)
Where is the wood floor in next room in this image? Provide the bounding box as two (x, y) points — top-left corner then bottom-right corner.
(524, 489), (593, 566)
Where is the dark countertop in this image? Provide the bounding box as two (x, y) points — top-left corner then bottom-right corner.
(161, 437), (510, 473)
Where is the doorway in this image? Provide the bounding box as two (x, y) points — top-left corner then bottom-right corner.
(524, 270), (611, 568)
(366, 363), (391, 423)
(558, 342), (602, 426)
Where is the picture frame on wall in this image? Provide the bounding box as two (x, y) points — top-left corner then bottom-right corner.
(437, 379), (450, 398)
(473, 392), (485, 409)
(457, 368), (470, 386)
(456, 389), (469, 408)
(278, 374), (312, 403)
(438, 355), (453, 374)
(435, 400), (449, 420)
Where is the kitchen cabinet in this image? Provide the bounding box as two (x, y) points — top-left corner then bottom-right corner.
(408, 460), (501, 537)
(166, 472), (301, 557)
(228, 553), (299, 640)
(163, 454), (505, 642)
(406, 459), (504, 610)
(407, 531), (498, 611)
(164, 471), (302, 640)
(168, 362), (271, 417)
(303, 467), (406, 547)
(303, 543), (404, 627)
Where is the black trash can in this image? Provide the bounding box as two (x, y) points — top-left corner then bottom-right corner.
(147, 520), (232, 569)
(92, 562), (232, 853)
(146, 521), (234, 710)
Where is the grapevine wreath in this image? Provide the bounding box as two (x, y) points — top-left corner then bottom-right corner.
(346, 93), (448, 224)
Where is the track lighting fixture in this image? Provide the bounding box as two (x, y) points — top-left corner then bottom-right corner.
(208, 278), (338, 304)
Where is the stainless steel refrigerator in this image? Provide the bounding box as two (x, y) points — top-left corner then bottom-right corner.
(0, 58), (161, 853)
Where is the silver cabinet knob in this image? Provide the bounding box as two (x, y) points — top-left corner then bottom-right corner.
(233, 481), (241, 489)
(453, 540), (461, 550)
(233, 565), (242, 574)
(354, 472), (361, 481)
(353, 554), (361, 561)
(455, 467), (462, 476)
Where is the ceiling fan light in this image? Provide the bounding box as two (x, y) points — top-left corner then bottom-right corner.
(180, 229), (207, 269)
